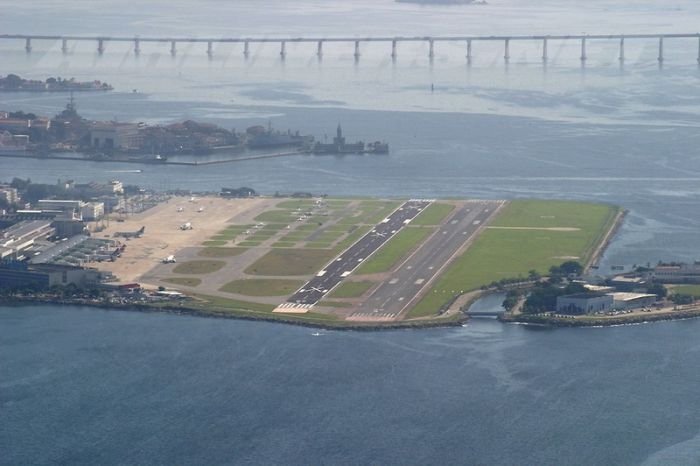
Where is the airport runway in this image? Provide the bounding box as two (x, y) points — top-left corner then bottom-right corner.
(349, 200), (503, 320)
(287, 200), (432, 305)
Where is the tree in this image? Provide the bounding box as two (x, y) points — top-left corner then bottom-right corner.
(560, 261), (583, 276)
(502, 290), (521, 312)
(671, 294), (693, 305)
(528, 269), (541, 281)
(646, 283), (667, 299)
(3, 74), (23, 89)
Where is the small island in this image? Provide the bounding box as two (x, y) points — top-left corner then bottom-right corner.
(0, 74), (113, 92)
(0, 100), (389, 162)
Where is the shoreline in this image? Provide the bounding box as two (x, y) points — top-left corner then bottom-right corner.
(500, 306), (700, 327)
(585, 207), (627, 272)
(0, 150), (305, 166)
(0, 296), (466, 331)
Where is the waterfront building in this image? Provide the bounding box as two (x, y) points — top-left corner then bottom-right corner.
(556, 292), (614, 315)
(0, 220), (55, 260)
(312, 124), (366, 154)
(89, 122), (142, 151)
(0, 185), (19, 204)
(610, 292), (657, 310)
(652, 262), (700, 284)
(0, 262), (103, 290)
(37, 199), (85, 220)
(80, 202), (105, 221)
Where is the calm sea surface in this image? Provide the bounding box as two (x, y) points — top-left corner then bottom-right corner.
(4, 304), (700, 465)
(2, 1), (700, 464)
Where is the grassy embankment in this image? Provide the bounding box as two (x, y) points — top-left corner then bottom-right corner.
(220, 278), (305, 296)
(407, 200), (621, 318)
(173, 260), (226, 274)
(163, 277), (202, 287)
(669, 285), (700, 298)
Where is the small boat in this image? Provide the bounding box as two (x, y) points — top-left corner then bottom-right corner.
(311, 332), (322, 336)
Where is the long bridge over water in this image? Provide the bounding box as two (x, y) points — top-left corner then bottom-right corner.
(3, 33), (700, 63)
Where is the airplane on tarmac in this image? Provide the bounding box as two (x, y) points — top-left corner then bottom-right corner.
(114, 226), (145, 238)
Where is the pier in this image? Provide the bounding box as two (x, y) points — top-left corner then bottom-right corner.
(4, 33), (700, 64)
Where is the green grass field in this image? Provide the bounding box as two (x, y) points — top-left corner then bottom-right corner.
(220, 278), (305, 296)
(254, 210), (296, 223)
(407, 200), (620, 318)
(670, 285), (700, 297)
(202, 240), (227, 247)
(173, 260), (226, 275)
(328, 281), (376, 298)
(237, 241), (263, 247)
(245, 248), (336, 276)
(163, 277), (202, 287)
(355, 227), (433, 275)
(197, 247), (247, 258)
(410, 203), (455, 226)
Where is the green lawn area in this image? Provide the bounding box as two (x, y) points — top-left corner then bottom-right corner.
(670, 285), (700, 297)
(261, 223), (288, 231)
(275, 200), (315, 209)
(328, 280), (376, 298)
(306, 241), (333, 248)
(202, 240), (227, 246)
(355, 227), (433, 274)
(163, 277), (202, 287)
(197, 247), (247, 258)
(407, 200), (620, 318)
(411, 203), (455, 226)
(254, 210), (296, 223)
(490, 199), (617, 230)
(333, 226), (371, 251)
(244, 248), (336, 276)
(317, 300), (354, 308)
(220, 278), (304, 296)
(238, 241), (263, 247)
(173, 260), (226, 275)
(272, 242), (296, 248)
(189, 293), (276, 313)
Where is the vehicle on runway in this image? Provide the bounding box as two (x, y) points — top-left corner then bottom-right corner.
(177, 207), (184, 212)
(179, 222), (193, 230)
(197, 207), (204, 212)
(162, 255), (176, 263)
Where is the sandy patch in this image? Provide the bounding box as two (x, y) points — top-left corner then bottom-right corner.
(94, 195), (269, 283)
